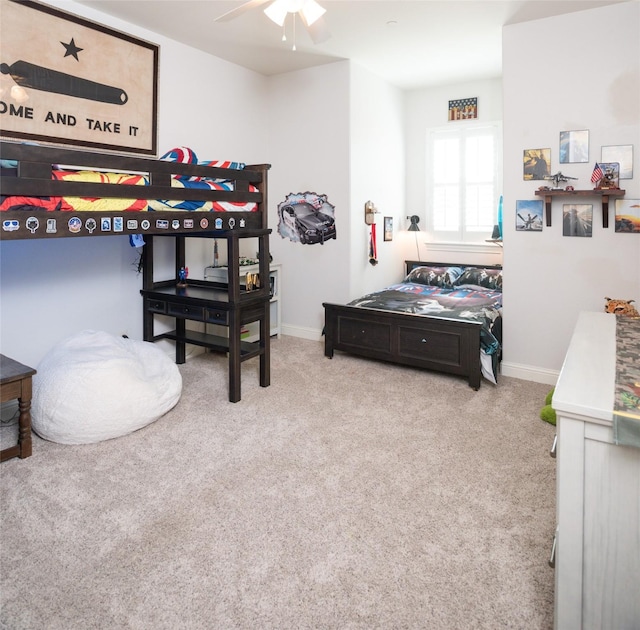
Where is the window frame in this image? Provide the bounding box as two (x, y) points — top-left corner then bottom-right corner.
(425, 120), (503, 244)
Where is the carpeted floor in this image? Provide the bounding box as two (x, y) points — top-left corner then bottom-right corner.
(0, 335), (556, 629)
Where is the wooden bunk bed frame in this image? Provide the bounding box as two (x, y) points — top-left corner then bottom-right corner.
(323, 260), (502, 390)
(0, 140), (272, 402)
(0, 140), (269, 236)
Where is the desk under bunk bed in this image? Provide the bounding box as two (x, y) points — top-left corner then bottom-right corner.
(0, 140), (272, 402)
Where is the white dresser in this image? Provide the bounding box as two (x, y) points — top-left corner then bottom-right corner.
(552, 311), (640, 630)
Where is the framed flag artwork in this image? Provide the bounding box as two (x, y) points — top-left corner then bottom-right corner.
(448, 97), (477, 121)
(0, 0), (159, 154)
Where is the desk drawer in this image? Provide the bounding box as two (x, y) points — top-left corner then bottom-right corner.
(206, 308), (228, 325)
(146, 298), (166, 314)
(167, 302), (205, 321)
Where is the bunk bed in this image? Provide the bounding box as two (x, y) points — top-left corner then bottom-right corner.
(0, 140), (272, 402)
(323, 261), (503, 389)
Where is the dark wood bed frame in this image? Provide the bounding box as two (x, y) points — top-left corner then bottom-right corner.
(0, 140), (269, 237)
(323, 260), (502, 390)
(0, 140), (271, 402)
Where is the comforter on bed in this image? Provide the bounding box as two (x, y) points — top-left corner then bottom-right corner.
(0, 146), (258, 213)
(348, 280), (503, 383)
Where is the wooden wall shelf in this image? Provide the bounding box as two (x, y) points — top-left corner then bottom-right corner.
(534, 189), (625, 228)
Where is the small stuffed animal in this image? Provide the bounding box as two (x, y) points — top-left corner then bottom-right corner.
(604, 297), (640, 317)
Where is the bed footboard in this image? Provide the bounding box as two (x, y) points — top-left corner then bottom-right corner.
(323, 302), (483, 389)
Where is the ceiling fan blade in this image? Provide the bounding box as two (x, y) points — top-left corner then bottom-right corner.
(302, 15), (330, 44)
(214, 0), (271, 22)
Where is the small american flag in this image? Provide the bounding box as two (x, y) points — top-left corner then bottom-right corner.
(591, 162), (604, 183)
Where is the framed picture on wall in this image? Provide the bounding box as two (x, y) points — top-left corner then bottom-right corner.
(448, 97), (477, 121)
(559, 130), (589, 163)
(523, 148), (551, 180)
(384, 216), (393, 241)
(562, 204), (593, 237)
(516, 200), (543, 231)
(0, 0), (159, 154)
(614, 199), (640, 233)
(602, 145), (633, 179)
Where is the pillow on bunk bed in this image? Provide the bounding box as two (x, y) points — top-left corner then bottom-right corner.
(404, 265), (463, 288)
(160, 146), (245, 183)
(31, 330), (182, 445)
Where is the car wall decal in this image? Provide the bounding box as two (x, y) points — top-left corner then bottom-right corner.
(277, 192), (337, 245)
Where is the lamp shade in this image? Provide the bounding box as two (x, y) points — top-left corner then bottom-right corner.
(407, 215), (420, 232)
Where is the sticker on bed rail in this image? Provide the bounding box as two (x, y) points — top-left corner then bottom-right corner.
(228, 218), (236, 229)
(183, 219), (194, 229)
(46, 219), (57, 234)
(200, 218), (209, 230)
(114, 217), (124, 232)
(127, 220), (139, 231)
(26, 217), (39, 234)
(141, 220), (150, 230)
(277, 192), (336, 245)
(101, 218), (111, 232)
(171, 220), (180, 230)
(214, 218), (223, 230)
(68, 217), (82, 233)
(155, 220), (169, 230)
(85, 218), (97, 234)
(3, 219), (19, 232)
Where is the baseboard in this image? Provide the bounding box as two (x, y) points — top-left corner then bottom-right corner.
(279, 327), (559, 385)
(500, 361), (559, 386)
(281, 324), (323, 342)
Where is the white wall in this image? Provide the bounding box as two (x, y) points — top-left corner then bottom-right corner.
(0, 0), (269, 367)
(404, 77), (503, 267)
(265, 61), (404, 339)
(266, 62), (351, 339)
(349, 65), (405, 298)
(502, 1), (640, 383)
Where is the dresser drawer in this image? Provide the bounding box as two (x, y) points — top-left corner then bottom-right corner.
(206, 308), (228, 325)
(167, 302), (205, 321)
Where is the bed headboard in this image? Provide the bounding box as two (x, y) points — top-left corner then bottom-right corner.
(404, 260), (503, 291)
(405, 260), (502, 274)
(0, 141), (270, 239)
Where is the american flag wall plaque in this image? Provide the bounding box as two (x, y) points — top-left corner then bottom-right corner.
(448, 97), (478, 121)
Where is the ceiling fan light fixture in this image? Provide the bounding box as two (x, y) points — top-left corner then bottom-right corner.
(300, 0), (326, 27)
(264, 0), (325, 27)
(264, 0), (289, 26)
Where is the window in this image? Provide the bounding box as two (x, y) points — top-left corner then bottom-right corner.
(426, 122), (502, 243)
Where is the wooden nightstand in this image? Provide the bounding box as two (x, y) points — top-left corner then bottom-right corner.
(1, 355), (36, 462)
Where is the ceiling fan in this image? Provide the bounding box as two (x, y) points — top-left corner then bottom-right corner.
(214, 0), (330, 47)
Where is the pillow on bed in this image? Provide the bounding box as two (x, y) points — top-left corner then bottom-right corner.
(160, 147), (245, 183)
(455, 267), (503, 290)
(404, 266), (463, 288)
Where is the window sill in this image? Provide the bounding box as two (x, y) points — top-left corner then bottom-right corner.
(423, 241), (502, 255)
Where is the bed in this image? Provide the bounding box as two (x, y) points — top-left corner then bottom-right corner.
(323, 261), (503, 389)
(0, 140), (272, 402)
(0, 141), (269, 237)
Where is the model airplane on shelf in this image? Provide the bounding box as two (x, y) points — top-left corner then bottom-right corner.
(545, 171), (578, 189)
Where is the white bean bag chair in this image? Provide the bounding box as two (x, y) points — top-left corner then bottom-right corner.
(32, 330), (182, 444)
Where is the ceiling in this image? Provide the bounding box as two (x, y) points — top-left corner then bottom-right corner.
(76, 0), (630, 90)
